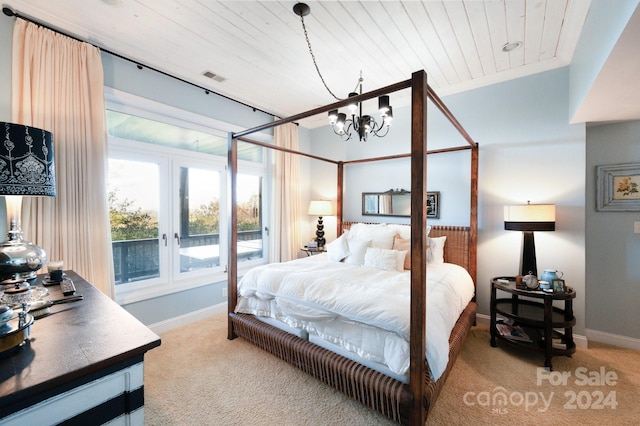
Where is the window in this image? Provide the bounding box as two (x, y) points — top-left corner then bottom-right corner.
(109, 157), (161, 284)
(106, 91), (269, 303)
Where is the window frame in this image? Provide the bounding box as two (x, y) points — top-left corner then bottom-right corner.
(105, 88), (271, 305)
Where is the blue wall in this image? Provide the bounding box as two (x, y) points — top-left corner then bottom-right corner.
(586, 121), (640, 340)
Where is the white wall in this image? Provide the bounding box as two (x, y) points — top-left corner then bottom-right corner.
(310, 67), (588, 336)
(569, 0), (640, 121)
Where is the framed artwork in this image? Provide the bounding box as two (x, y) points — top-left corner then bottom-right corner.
(597, 163), (640, 211)
(427, 191), (440, 219)
(552, 278), (565, 293)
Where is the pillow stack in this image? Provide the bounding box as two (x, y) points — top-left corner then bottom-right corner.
(325, 223), (445, 271)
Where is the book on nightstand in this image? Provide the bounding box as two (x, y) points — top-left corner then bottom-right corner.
(496, 323), (532, 342)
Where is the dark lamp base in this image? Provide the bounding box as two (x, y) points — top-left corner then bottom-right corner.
(521, 231), (538, 277)
(315, 216), (326, 247)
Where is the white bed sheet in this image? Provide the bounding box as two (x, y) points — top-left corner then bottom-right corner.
(235, 254), (474, 380)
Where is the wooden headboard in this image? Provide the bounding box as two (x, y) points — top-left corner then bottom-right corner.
(341, 222), (473, 283)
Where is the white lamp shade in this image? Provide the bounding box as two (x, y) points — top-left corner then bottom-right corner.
(308, 200), (333, 216)
(504, 204), (555, 231)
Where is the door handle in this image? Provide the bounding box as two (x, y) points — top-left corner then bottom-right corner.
(174, 232), (181, 245)
(162, 233), (168, 246)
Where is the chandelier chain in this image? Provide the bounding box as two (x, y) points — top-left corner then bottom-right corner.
(299, 14), (343, 101)
(293, 2), (392, 142)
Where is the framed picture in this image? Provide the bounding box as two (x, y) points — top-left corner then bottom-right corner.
(597, 163), (640, 211)
(427, 191), (440, 219)
(552, 278), (565, 293)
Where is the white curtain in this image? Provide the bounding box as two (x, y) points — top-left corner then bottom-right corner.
(270, 122), (302, 262)
(12, 19), (115, 298)
(379, 194), (392, 214)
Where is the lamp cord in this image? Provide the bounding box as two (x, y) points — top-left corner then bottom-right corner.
(298, 14), (360, 101)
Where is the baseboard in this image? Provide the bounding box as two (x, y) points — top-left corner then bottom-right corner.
(150, 309), (633, 351)
(475, 313), (490, 327)
(148, 302), (226, 334)
(586, 328), (640, 351)
(475, 313), (589, 349)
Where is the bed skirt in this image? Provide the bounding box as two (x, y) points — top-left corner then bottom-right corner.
(229, 300), (477, 424)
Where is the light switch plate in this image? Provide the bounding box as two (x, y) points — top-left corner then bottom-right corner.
(635, 222), (640, 234)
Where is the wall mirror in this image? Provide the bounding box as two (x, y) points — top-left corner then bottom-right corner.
(362, 189), (411, 217)
(362, 189), (440, 218)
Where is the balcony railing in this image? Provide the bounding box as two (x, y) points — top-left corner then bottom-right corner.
(112, 230), (262, 284)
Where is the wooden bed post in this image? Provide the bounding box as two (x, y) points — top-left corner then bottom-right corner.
(470, 144), (479, 284)
(227, 132), (238, 340)
(225, 71), (478, 424)
(337, 162), (343, 235)
(409, 70), (428, 426)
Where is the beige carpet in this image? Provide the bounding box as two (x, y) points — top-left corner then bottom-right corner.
(144, 313), (640, 425)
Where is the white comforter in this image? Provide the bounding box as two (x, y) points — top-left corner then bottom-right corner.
(235, 254), (474, 380)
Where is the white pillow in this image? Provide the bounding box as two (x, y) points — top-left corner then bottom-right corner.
(427, 236), (446, 264)
(395, 250), (408, 271)
(344, 239), (370, 266)
(364, 247), (400, 272)
(348, 223), (396, 250)
(326, 231), (349, 262)
(383, 224), (431, 240)
(386, 224), (410, 240)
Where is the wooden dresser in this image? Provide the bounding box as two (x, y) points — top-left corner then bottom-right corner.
(0, 270), (161, 425)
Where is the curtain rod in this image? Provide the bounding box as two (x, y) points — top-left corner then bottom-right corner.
(2, 6), (282, 121)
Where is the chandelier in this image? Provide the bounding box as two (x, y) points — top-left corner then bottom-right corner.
(293, 3), (394, 142)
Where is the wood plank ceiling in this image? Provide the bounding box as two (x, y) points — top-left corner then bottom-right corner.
(5, 0), (590, 127)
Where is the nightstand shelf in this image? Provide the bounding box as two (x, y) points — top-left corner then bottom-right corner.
(490, 276), (576, 370)
(301, 246), (326, 256)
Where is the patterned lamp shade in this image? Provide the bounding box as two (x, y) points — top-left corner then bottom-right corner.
(0, 122), (56, 196)
(0, 122), (55, 286)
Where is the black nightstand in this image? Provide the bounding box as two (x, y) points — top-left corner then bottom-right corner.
(490, 276), (576, 370)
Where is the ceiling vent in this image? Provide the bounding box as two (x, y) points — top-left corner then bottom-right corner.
(202, 71), (226, 82)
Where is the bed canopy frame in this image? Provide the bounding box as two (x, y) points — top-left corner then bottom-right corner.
(227, 70), (478, 425)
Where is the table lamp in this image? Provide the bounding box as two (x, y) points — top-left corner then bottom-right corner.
(504, 201), (555, 276)
(0, 122), (56, 288)
(308, 200), (333, 247)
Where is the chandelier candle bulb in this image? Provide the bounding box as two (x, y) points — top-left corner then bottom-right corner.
(384, 106), (393, 125)
(328, 110), (338, 125)
(347, 93), (358, 113)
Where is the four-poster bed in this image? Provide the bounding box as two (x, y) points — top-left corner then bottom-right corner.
(227, 71), (478, 425)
